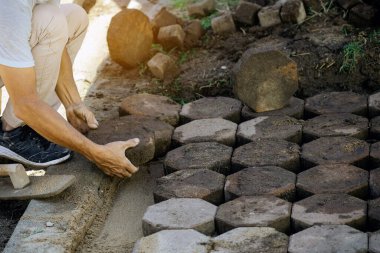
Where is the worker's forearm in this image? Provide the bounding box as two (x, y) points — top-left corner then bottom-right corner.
(55, 47), (81, 108)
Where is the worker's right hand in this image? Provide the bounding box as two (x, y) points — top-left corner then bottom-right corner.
(93, 138), (140, 178)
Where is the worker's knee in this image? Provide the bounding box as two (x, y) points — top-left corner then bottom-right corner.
(31, 4), (69, 46)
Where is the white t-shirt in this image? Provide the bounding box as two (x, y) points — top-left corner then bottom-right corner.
(0, 0), (60, 68)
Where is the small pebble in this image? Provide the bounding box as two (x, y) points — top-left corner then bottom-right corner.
(46, 222), (54, 227)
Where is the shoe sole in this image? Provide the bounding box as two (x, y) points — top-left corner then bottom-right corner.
(0, 146), (71, 168)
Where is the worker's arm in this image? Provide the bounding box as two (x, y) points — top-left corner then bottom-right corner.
(55, 48), (98, 134)
(0, 65), (139, 178)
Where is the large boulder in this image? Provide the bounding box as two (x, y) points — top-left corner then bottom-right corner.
(232, 50), (298, 112)
(107, 9), (153, 68)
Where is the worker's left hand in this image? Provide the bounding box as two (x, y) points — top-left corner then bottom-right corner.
(66, 103), (98, 134)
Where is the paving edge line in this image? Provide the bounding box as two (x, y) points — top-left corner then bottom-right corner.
(3, 153), (119, 253)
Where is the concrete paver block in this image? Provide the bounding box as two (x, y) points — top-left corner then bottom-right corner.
(371, 168), (380, 198)
(142, 198), (217, 236)
(187, 0), (215, 17)
(132, 229), (210, 253)
(225, 166), (296, 201)
(237, 116), (302, 145)
(231, 139), (300, 173)
(152, 8), (182, 31)
(289, 225), (368, 253)
(336, 0), (362, 10)
(303, 113), (368, 142)
(370, 142), (380, 169)
(241, 96), (304, 120)
(280, 0), (306, 24)
(235, 1), (261, 25)
(164, 142), (232, 175)
(157, 24), (186, 50)
(211, 12), (236, 34)
(369, 198), (380, 231)
(147, 53), (179, 80)
(301, 136), (370, 169)
(370, 231), (380, 253)
(370, 116), (380, 139)
(119, 93), (181, 126)
(305, 92), (368, 118)
(172, 118), (237, 146)
(291, 193), (367, 231)
(88, 117), (155, 165)
(296, 164), (368, 199)
(120, 115), (174, 158)
(215, 196), (291, 233)
(180, 96), (242, 124)
(369, 92), (380, 118)
(154, 169), (225, 205)
(184, 19), (204, 48)
(211, 227), (288, 253)
(348, 3), (378, 27)
(233, 50), (298, 113)
(258, 5), (282, 27)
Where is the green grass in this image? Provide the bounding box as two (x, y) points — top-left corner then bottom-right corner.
(200, 12), (218, 30)
(339, 42), (364, 73)
(170, 0), (192, 9)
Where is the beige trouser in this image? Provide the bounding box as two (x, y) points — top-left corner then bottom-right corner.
(2, 3), (88, 128)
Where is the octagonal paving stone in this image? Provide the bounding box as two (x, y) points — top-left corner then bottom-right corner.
(119, 115), (174, 158)
(132, 229), (210, 253)
(119, 93), (181, 126)
(304, 91), (368, 118)
(303, 113), (368, 142)
(371, 168), (380, 198)
(172, 118), (237, 147)
(288, 225), (368, 253)
(210, 227), (288, 253)
(153, 169), (225, 205)
(296, 164), (368, 199)
(164, 142), (233, 175)
(369, 198), (380, 231)
(370, 116), (380, 139)
(215, 196), (291, 233)
(231, 139), (300, 173)
(370, 142), (380, 169)
(142, 198), (217, 236)
(180, 96), (242, 124)
(241, 96), (304, 120)
(291, 193), (367, 232)
(301, 136), (370, 169)
(369, 91), (380, 118)
(224, 166), (296, 202)
(236, 116), (302, 145)
(370, 231), (380, 253)
(88, 117), (155, 165)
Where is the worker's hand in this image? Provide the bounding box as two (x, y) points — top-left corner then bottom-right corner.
(93, 138), (140, 178)
(66, 103), (98, 134)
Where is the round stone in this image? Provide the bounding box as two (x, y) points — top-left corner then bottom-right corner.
(370, 168), (380, 199)
(153, 169), (226, 205)
(241, 96), (304, 120)
(296, 164), (369, 199)
(291, 193), (367, 232)
(370, 231), (380, 253)
(237, 116), (302, 145)
(215, 196), (291, 233)
(301, 137), (370, 169)
(211, 227), (289, 253)
(370, 142), (380, 169)
(303, 113), (368, 142)
(119, 93), (181, 126)
(132, 229), (210, 253)
(305, 92), (368, 118)
(370, 116), (380, 139)
(172, 118), (237, 146)
(120, 115), (174, 158)
(164, 142), (233, 175)
(369, 198), (380, 231)
(180, 97), (242, 123)
(289, 225), (368, 253)
(231, 139), (300, 173)
(142, 198), (217, 236)
(87, 117), (155, 165)
(224, 166), (296, 202)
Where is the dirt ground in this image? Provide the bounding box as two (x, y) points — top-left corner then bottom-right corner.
(1, 0), (380, 251)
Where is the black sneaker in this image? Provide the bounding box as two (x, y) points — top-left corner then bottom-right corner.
(0, 123), (71, 167)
